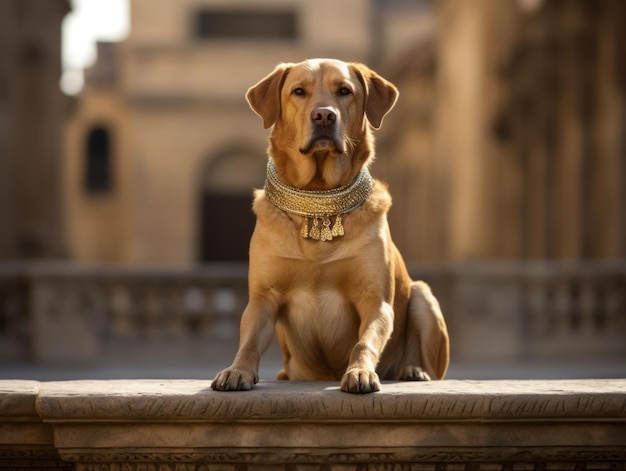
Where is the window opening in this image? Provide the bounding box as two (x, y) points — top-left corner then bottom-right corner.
(85, 126), (113, 194)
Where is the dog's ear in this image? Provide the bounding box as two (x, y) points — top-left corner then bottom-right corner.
(246, 63), (292, 129)
(350, 63), (399, 129)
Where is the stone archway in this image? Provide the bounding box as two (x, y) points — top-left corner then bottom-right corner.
(199, 147), (266, 262)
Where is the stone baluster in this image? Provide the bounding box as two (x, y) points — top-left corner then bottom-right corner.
(578, 279), (597, 336)
(84, 279), (108, 342)
(212, 287), (238, 341)
(164, 284), (186, 340)
(31, 277), (99, 363)
(182, 285), (208, 338)
(142, 285), (164, 342)
(552, 279), (573, 340)
(525, 280), (549, 339)
(604, 276), (624, 331)
(600, 276), (625, 354)
(109, 284), (134, 340)
(0, 276), (29, 357)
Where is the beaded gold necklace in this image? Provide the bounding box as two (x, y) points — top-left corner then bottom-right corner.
(264, 159), (373, 241)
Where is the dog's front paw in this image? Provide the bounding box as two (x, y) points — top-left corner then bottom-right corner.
(399, 366), (431, 381)
(211, 367), (258, 391)
(340, 368), (381, 394)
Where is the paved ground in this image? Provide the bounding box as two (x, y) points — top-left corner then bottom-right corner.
(1, 339), (625, 383)
(2, 361), (626, 382)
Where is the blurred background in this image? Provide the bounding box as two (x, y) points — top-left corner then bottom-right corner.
(0, 0), (624, 381)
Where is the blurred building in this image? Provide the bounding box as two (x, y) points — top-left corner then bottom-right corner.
(64, 0), (416, 264)
(375, 0), (626, 261)
(1, 0), (624, 265)
(62, 0), (625, 265)
(0, 0), (70, 260)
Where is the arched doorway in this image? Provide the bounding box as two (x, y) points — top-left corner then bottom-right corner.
(199, 148), (266, 262)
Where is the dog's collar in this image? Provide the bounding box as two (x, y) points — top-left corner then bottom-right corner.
(264, 159), (373, 241)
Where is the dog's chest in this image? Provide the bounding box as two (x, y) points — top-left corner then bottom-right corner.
(281, 285), (359, 346)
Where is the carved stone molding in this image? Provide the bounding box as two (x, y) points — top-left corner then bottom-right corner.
(1, 379), (625, 470)
(35, 379), (626, 421)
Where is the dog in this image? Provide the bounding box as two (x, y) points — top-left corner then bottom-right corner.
(211, 58), (449, 394)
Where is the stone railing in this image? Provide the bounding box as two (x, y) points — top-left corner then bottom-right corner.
(0, 263), (249, 363)
(0, 260), (624, 367)
(415, 260), (626, 362)
(1, 379), (625, 470)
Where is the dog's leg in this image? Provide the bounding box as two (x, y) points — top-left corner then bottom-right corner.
(211, 297), (276, 391)
(340, 297), (394, 393)
(274, 327), (290, 380)
(400, 281), (449, 381)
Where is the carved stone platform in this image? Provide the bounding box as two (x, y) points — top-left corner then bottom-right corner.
(1, 379), (625, 470)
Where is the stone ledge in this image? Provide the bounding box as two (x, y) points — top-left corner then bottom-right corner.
(1, 379), (625, 470)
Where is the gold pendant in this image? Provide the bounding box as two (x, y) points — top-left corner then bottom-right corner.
(300, 215), (345, 241)
(309, 217), (321, 240)
(331, 214), (344, 237)
(320, 217), (333, 241)
(300, 218), (310, 238)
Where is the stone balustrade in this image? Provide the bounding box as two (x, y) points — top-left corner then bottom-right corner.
(1, 261), (624, 368)
(1, 379), (625, 470)
(0, 263), (249, 363)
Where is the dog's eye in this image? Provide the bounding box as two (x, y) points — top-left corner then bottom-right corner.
(292, 87), (306, 96)
(338, 86), (352, 96)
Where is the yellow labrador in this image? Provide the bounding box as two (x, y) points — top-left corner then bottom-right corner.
(212, 58), (449, 393)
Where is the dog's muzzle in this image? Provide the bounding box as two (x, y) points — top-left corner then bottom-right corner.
(300, 107), (344, 154)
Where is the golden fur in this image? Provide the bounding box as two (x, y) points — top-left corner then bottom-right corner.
(211, 58), (449, 393)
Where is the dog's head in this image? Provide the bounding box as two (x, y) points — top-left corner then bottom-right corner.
(247, 59), (398, 190)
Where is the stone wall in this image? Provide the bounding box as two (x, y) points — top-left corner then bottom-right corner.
(1, 379), (625, 470)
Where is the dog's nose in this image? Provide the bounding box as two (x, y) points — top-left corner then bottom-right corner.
(311, 107), (336, 127)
